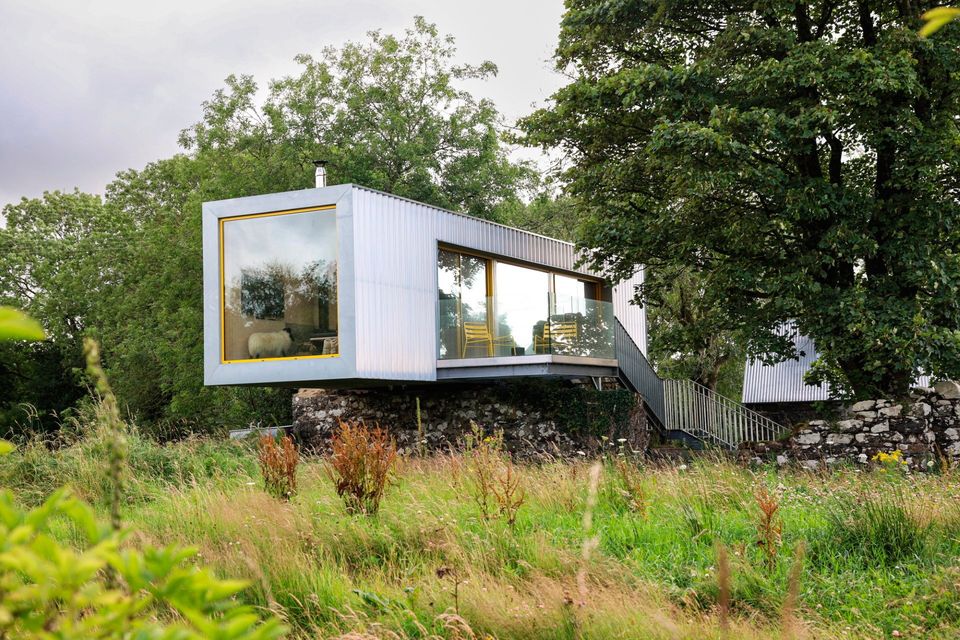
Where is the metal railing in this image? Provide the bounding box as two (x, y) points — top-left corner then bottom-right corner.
(614, 319), (787, 449)
(663, 379), (788, 448)
(614, 320), (666, 428)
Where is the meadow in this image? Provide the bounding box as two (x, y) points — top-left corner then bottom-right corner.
(2, 430), (959, 639)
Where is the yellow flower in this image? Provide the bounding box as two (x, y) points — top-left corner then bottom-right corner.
(871, 450), (906, 467)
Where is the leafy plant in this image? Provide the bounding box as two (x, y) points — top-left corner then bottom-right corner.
(464, 424), (526, 526)
(258, 434), (300, 500)
(0, 306), (45, 341)
(611, 458), (648, 516)
(921, 6), (960, 36)
(0, 483), (285, 639)
(327, 420), (397, 515)
(0, 313), (285, 638)
(755, 486), (783, 570)
(872, 449), (908, 472)
(464, 423), (501, 519)
(492, 458), (525, 527)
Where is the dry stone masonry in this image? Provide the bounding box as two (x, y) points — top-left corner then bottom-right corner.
(743, 381), (960, 470)
(292, 380), (646, 458)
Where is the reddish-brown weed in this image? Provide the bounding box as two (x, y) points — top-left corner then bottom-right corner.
(327, 420), (398, 515)
(258, 434), (299, 500)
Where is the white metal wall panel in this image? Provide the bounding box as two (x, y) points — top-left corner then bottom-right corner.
(612, 270), (646, 356)
(351, 186), (649, 379)
(742, 327), (931, 403)
(351, 189), (439, 381)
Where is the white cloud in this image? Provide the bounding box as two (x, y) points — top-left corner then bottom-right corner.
(0, 0), (565, 208)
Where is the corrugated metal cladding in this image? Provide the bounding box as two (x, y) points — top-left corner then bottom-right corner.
(350, 186), (648, 380)
(742, 328), (931, 403)
(612, 271), (646, 356)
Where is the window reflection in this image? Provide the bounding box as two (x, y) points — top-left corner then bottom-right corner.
(438, 249), (489, 359)
(495, 262), (549, 355)
(436, 248), (613, 360)
(222, 208), (338, 361)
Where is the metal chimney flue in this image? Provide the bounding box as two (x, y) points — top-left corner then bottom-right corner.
(313, 160), (328, 188)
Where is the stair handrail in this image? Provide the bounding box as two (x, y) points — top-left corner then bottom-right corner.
(612, 319), (788, 449)
(663, 378), (788, 449)
(613, 319), (666, 428)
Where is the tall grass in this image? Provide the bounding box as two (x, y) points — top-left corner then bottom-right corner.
(2, 437), (959, 639)
(818, 490), (934, 565)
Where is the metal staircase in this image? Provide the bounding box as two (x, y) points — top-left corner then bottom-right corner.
(613, 320), (788, 449)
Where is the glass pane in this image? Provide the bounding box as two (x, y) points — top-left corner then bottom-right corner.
(554, 274), (597, 315)
(437, 250), (460, 359)
(460, 255), (488, 325)
(222, 208), (338, 361)
(437, 251), (490, 359)
(495, 262), (549, 355)
(549, 292), (615, 358)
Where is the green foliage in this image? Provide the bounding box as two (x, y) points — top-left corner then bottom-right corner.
(921, 6), (960, 36)
(0, 311), (283, 638)
(645, 266), (744, 395)
(1, 451), (952, 638)
(0, 483), (285, 639)
(522, 0), (960, 399)
(1, 18), (534, 436)
(817, 492), (933, 565)
(181, 16), (534, 221)
(498, 193), (585, 242)
(501, 379), (635, 439)
(0, 307), (45, 342)
(0, 430), (257, 508)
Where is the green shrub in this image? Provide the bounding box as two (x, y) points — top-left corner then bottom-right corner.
(0, 471), (285, 639)
(0, 432), (256, 507)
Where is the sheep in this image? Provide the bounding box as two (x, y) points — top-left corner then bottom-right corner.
(247, 328), (293, 359)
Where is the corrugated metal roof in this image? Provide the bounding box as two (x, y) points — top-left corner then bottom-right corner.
(742, 327), (931, 403)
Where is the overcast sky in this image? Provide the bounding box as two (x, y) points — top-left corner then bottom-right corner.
(0, 0), (566, 209)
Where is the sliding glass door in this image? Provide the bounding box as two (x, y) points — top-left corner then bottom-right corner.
(494, 262), (549, 355)
(438, 249), (489, 359)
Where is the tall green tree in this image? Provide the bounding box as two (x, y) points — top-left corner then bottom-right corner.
(645, 266), (744, 396)
(523, 0), (960, 398)
(181, 16), (534, 220)
(2, 18), (535, 434)
(0, 191), (129, 431)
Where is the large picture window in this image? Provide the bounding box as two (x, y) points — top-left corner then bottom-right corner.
(221, 207), (338, 362)
(437, 247), (613, 360)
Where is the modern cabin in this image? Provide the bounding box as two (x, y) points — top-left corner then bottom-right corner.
(742, 328), (931, 425)
(202, 183), (648, 390)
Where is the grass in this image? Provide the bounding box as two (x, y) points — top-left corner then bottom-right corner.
(2, 433), (960, 639)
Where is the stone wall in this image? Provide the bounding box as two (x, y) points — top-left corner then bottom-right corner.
(292, 379), (647, 457)
(741, 381), (960, 470)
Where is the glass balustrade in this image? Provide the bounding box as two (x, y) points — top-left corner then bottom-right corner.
(438, 293), (614, 360)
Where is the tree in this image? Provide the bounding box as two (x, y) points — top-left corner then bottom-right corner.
(2, 18), (535, 434)
(645, 266), (744, 396)
(181, 16), (534, 221)
(522, 0), (960, 398)
(0, 191), (130, 432)
(499, 192), (585, 242)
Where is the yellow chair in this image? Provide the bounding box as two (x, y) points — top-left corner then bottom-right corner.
(534, 320), (578, 354)
(461, 321), (515, 358)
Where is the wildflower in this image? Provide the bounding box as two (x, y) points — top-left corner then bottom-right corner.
(678, 464), (688, 471)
